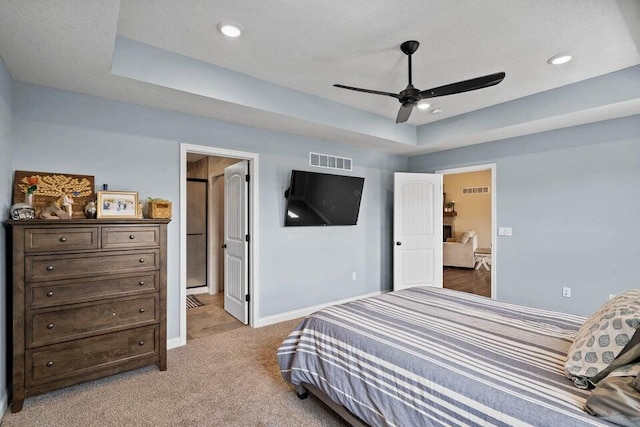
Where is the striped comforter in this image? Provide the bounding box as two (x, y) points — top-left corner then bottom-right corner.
(277, 287), (613, 427)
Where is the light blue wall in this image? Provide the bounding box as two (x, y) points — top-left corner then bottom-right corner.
(10, 82), (408, 339)
(0, 56), (13, 412)
(409, 115), (640, 316)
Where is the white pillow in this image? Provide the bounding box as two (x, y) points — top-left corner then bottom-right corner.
(457, 230), (476, 244)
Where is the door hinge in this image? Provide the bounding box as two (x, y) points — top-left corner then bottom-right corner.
(245, 174), (250, 182)
(245, 234), (250, 242)
(245, 294), (250, 302)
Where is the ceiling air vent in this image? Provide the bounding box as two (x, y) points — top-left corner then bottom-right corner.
(462, 186), (490, 195)
(309, 152), (352, 171)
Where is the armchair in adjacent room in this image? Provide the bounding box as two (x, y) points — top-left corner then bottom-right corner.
(443, 230), (478, 268)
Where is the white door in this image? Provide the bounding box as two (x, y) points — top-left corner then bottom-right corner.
(393, 173), (443, 291)
(223, 161), (249, 324)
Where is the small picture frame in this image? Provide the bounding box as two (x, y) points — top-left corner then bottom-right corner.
(97, 191), (139, 219)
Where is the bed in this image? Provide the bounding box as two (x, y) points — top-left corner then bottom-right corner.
(277, 287), (614, 426)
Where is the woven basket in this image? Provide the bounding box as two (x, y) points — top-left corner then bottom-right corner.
(148, 200), (172, 219)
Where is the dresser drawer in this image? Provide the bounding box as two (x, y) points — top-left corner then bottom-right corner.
(27, 295), (158, 348)
(25, 250), (159, 282)
(102, 226), (160, 249)
(27, 273), (158, 309)
(24, 227), (98, 253)
(27, 326), (158, 385)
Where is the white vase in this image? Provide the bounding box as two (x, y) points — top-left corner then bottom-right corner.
(24, 192), (33, 207)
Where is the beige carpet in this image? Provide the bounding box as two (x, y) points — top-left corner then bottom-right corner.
(1, 319), (348, 426)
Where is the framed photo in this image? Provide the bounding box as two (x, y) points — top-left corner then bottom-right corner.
(97, 191), (139, 219)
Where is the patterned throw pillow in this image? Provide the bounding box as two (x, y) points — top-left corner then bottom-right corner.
(564, 290), (640, 389)
(457, 230), (476, 244)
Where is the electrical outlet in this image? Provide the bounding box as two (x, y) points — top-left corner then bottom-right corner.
(352, 272), (357, 281)
(562, 287), (571, 298)
(498, 227), (512, 236)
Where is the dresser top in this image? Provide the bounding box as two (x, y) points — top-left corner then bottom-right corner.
(5, 218), (171, 227)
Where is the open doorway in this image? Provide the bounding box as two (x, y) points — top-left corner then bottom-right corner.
(178, 144), (260, 347)
(437, 164), (496, 298)
(185, 154), (245, 339)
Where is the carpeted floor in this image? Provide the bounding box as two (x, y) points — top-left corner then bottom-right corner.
(0, 319), (348, 426)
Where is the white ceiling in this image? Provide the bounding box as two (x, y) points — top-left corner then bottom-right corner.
(1, 0), (639, 154)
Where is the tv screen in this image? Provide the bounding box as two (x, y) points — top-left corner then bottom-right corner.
(284, 170), (364, 226)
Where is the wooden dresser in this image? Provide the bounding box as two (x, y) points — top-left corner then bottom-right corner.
(5, 219), (170, 412)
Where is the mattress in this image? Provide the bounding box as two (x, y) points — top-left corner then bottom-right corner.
(277, 287), (613, 426)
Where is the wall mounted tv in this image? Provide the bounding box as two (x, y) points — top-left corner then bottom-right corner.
(284, 170), (365, 226)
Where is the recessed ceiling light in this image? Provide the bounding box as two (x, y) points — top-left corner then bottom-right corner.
(417, 101), (430, 110)
(547, 54), (572, 65)
(217, 21), (243, 38)
(431, 108), (443, 115)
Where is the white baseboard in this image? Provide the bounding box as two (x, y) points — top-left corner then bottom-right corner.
(255, 291), (383, 327)
(186, 287), (209, 295)
(167, 336), (184, 350)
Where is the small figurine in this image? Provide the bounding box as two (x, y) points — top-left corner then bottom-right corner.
(40, 195), (72, 220)
(61, 194), (74, 217)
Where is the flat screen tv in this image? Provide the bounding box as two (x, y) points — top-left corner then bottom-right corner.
(284, 170), (365, 226)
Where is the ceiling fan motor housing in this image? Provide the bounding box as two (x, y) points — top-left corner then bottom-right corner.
(399, 84), (420, 106)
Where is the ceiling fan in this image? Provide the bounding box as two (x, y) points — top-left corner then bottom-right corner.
(334, 40), (506, 124)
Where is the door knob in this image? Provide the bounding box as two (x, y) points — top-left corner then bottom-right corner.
(396, 241), (402, 246)
(221, 244), (227, 249)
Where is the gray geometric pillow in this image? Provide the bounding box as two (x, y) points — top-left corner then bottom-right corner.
(564, 289), (640, 389)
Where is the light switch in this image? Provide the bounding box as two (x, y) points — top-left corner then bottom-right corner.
(498, 227), (512, 236)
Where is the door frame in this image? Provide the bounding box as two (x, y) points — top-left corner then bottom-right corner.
(436, 163), (497, 299)
(178, 143), (260, 346)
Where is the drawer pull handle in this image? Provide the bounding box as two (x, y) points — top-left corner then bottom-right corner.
(46, 291), (54, 297)
(139, 341), (145, 346)
(46, 265), (54, 271)
(139, 258), (145, 263)
(129, 235), (135, 240)
(59, 237), (67, 242)
(47, 361), (54, 367)
(47, 323), (54, 329)
(139, 308), (145, 313)
(139, 281), (145, 286)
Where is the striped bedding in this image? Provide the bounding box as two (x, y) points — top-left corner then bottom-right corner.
(277, 287), (614, 426)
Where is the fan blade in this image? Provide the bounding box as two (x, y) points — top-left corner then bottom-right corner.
(334, 84), (400, 99)
(419, 72), (505, 99)
(396, 104), (414, 123)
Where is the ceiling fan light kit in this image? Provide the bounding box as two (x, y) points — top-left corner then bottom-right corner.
(334, 40), (506, 124)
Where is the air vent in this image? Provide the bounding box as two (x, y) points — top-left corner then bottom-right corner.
(462, 186), (490, 195)
(309, 152), (352, 171)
